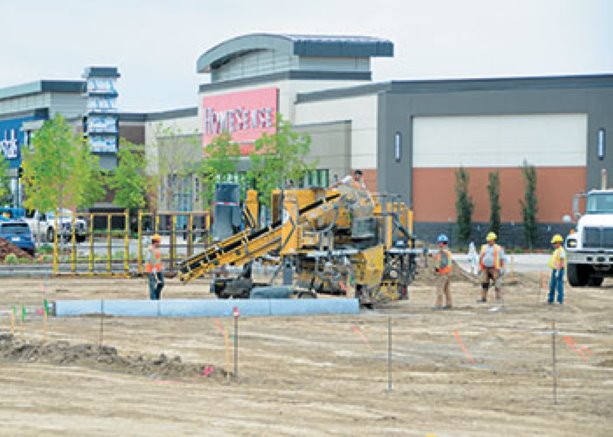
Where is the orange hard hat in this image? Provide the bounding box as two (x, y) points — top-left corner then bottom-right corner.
(151, 234), (161, 242)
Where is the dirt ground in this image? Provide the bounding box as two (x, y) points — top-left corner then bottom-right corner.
(0, 269), (612, 436)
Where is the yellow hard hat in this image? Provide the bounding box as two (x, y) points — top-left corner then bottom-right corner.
(151, 234), (161, 242)
(486, 232), (497, 241)
(551, 234), (564, 244)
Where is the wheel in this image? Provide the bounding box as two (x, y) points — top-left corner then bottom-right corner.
(567, 264), (588, 287)
(587, 276), (604, 287)
(46, 228), (55, 243)
(76, 235), (86, 243)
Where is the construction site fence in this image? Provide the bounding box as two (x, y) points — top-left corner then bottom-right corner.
(50, 210), (210, 276)
(0, 305), (600, 406)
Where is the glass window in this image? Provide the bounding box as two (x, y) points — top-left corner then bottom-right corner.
(394, 132), (402, 162)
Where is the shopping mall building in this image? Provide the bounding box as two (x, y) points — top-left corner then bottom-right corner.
(1, 33), (612, 245)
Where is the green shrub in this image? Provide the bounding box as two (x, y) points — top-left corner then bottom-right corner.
(455, 167), (474, 245)
(38, 244), (54, 254)
(4, 254), (18, 264)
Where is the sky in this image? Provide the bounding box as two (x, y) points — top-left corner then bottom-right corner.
(1, 0), (611, 112)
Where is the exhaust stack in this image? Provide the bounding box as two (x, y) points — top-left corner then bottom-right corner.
(602, 169), (608, 190)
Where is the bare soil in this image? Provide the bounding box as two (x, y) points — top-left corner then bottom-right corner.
(0, 271), (611, 436)
(0, 237), (33, 261)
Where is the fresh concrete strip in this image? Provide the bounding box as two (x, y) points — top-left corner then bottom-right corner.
(54, 298), (360, 318)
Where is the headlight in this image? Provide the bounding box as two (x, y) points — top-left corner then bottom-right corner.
(566, 238), (577, 248)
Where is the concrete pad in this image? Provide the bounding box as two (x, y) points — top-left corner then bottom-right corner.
(54, 298), (359, 318)
(159, 299), (271, 317)
(55, 300), (102, 317)
(102, 300), (160, 317)
(269, 298), (359, 316)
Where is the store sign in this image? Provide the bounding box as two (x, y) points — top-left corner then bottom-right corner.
(88, 115), (117, 133)
(87, 77), (117, 94)
(83, 68), (120, 155)
(0, 129), (19, 160)
(87, 96), (118, 113)
(0, 116), (40, 168)
(202, 87), (278, 152)
(89, 136), (117, 153)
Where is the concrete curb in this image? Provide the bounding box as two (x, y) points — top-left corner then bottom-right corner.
(54, 298), (360, 318)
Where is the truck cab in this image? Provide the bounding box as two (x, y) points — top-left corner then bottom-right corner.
(24, 209), (87, 243)
(565, 189), (613, 286)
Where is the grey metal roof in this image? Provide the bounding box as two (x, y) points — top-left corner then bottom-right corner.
(198, 70), (372, 93)
(196, 33), (393, 73)
(119, 107), (198, 122)
(0, 80), (84, 101)
(295, 74), (613, 104)
(82, 66), (120, 78)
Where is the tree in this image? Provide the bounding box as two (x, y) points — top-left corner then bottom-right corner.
(455, 166), (474, 245)
(110, 140), (149, 210)
(487, 170), (501, 237)
(72, 141), (106, 210)
(200, 132), (241, 206)
(0, 155), (11, 205)
(153, 124), (202, 211)
(520, 160), (538, 249)
(22, 114), (102, 212)
(248, 114), (314, 206)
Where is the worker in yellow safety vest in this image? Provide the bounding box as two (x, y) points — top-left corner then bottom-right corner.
(478, 232), (506, 304)
(548, 234), (567, 305)
(146, 234), (164, 300)
(433, 233), (453, 309)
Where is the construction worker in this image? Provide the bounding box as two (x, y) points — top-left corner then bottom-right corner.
(146, 234), (164, 300)
(548, 234), (566, 305)
(478, 232), (506, 303)
(331, 169), (366, 190)
(433, 234), (453, 309)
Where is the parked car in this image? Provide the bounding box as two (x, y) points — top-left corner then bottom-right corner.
(0, 220), (36, 256)
(24, 209), (87, 243)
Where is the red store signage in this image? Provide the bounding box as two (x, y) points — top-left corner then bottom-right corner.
(202, 87), (279, 153)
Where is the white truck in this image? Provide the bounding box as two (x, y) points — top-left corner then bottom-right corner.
(24, 209), (88, 243)
(565, 188), (613, 287)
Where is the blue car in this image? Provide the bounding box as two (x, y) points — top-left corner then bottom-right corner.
(0, 220), (36, 256)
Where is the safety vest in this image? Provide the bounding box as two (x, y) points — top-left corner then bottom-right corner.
(548, 247), (567, 270)
(479, 244), (503, 270)
(145, 246), (163, 273)
(435, 249), (453, 275)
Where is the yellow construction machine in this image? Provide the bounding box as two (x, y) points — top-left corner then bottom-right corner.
(177, 185), (419, 305)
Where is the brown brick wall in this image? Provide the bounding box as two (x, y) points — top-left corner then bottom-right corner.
(413, 166), (586, 223)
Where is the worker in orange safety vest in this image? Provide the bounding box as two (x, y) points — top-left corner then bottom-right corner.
(146, 234), (164, 300)
(433, 233), (453, 309)
(478, 232), (506, 304)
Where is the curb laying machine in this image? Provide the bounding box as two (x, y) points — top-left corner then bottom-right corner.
(177, 185), (419, 305)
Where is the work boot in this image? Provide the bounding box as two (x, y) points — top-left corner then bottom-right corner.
(443, 304), (453, 310)
(431, 305), (444, 311)
(477, 290), (488, 303)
